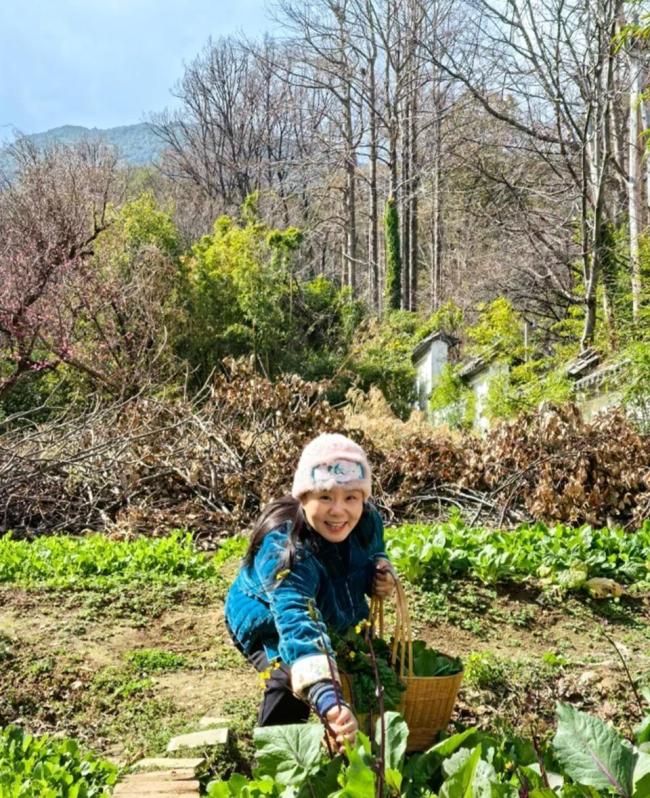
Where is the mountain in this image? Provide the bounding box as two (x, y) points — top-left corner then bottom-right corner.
(1, 122), (167, 172)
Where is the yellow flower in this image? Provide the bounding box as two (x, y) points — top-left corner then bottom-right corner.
(258, 658), (279, 688)
(275, 569), (290, 581)
(355, 620), (371, 634)
(258, 669), (272, 688)
(348, 651), (356, 660)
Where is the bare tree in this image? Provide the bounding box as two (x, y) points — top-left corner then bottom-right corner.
(0, 140), (125, 397)
(419, 0), (636, 348)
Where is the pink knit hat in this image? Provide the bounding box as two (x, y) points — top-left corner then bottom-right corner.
(291, 433), (372, 499)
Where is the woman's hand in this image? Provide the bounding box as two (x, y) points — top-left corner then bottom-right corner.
(325, 704), (358, 754)
(372, 558), (396, 598)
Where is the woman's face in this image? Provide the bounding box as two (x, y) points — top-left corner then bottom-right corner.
(300, 486), (364, 543)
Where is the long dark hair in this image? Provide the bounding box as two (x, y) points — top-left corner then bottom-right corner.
(243, 495), (307, 571)
(243, 493), (371, 573)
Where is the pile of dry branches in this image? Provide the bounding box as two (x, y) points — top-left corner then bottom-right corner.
(1, 364), (648, 540)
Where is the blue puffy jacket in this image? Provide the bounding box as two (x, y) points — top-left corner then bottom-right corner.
(224, 504), (387, 698)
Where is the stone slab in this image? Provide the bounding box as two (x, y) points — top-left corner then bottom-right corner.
(114, 791), (198, 798)
(125, 769), (198, 781)
(113, 780), (199, 796)
(132, 757), (204, 772)
(166, 727), (228, 752)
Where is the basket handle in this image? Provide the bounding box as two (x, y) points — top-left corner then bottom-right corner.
(369, 574), (413, 679)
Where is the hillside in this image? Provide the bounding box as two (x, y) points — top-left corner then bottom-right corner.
(0, 122), (166, 170)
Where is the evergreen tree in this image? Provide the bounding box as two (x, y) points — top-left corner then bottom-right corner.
(384, 196), (402, 311)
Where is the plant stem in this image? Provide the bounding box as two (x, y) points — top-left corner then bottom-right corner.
(530, 724), (549, 789)
(365, 624), (385, 798)
(600, 626), (644, 716)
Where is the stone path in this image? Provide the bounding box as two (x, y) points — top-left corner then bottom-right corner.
(113, 717), (229, 797)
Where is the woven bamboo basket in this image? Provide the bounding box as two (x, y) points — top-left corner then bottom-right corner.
(342, 578), (462, 752)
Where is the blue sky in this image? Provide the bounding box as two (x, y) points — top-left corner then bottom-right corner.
(0, 0), (271, 136)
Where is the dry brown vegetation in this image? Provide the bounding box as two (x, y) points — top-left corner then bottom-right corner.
(1, 362), (648, 539)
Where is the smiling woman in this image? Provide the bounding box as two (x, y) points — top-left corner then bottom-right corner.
(300, 486), (365, 543)
(223, 433), (396, 753)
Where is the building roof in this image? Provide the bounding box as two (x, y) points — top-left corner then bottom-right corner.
(411, 331), (459, 364)
(458, 355), (490, 380)
(565, 347), (601, 379)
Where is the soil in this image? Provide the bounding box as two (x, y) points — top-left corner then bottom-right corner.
(1, 577), (649, 762)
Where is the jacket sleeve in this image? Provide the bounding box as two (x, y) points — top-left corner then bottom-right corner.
(254, 532), (340, 699)
(364, 505), (391, 595)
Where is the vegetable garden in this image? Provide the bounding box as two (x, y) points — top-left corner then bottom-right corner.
(1, 517), (649, 797)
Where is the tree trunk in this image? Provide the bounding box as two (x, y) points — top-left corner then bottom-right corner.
(400, 94), (411, 310)
(384, 196), (402, 310)
(408, 87), (419, 311)
(343, 82), (357, 292)
(430, 113), (442, 311)
(642, 95), (650, 217)
(366, 10), (380, 313)
(628, 31), (642, 322)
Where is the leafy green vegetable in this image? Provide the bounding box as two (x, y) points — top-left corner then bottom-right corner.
(0, 531), (215, 588)
(205, 702), (650, 798)
(553, 703), (637, 797)
(386, 516), (650, 592)
(439, 744), (482, 798)
(333, 629), (406, 713)
(405, 641), (463, 678)
(331, 732), (376, 797)
(0, 725), (117, 797)
(253, 724), (324, 787)
(374, 712), (409, 773)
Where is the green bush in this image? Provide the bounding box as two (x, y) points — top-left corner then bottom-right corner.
(348, 311), (439, 419)
(429, 363), (475, 428)
(484, 359), (574, 421)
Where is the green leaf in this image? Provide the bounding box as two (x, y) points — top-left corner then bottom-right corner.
(206, 773), (283, 797)
(472, 758), (500, 798)
(490, 785), (519, 798)
(301, 758), (343, 798)
(440, 745), (482, 798)
(206, 782), (230, 797)
(253, 724), (325, 786)
(635, 717), (650, 746)
(385, 767), (403, 793)
(374, 711), (409, 772)
(331, 733), (376, 797)
(429, 729), (478, 758)
(553, 703), (636, 797)
(442, 747), (473, 779)
(633, 772), (650, 798)
(633, 751), (650, 793)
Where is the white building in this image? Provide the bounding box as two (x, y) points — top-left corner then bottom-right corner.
(411, 332), (458, 412)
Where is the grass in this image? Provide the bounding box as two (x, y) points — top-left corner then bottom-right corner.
(125, 648), (188, 672)
(86, 664), (196, 758)
(213, 534), (247, 566)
